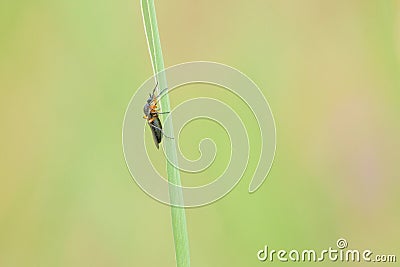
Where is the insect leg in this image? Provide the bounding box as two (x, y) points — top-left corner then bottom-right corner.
(149, 123), (174, 139)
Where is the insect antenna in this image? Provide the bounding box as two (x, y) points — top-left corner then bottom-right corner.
(151, 80), (159, 96)
(150, 81), (170, 102)
(155, 86), (169, 100)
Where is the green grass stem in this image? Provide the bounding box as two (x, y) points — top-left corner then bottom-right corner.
(140, 1), (191, 267)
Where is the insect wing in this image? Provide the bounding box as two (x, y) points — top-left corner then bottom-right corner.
(148, 117), (163, 149)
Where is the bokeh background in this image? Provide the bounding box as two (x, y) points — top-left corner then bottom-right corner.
(1, 0), (399, 266)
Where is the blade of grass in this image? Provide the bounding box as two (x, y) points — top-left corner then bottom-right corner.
(140, 1), (191, 267)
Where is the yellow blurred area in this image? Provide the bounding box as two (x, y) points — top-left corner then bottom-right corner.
(1, 1), (399, 266)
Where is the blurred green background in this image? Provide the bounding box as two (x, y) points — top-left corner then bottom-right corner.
(1, 0), (399, 266)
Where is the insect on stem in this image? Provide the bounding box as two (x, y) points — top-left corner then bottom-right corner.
(143, 83), (174, 148)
